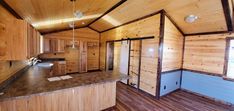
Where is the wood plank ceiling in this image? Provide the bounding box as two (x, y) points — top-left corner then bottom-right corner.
(4, 0), (121, 33)
(3, 0), (233, 34)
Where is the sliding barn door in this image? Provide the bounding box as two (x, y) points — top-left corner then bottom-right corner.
(139, 39), (158, 96)
(128, 40), (141, 88)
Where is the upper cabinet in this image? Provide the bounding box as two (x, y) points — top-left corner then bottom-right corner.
(0, 5), (41, 60)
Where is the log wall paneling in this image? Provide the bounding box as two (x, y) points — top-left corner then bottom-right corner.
(183, 34), (228, 75)
(162, 17), (184, 72)
(100, 14), (160, 70)
(128, 40), (140, 88)
(139, 39), (158, 96)
(0, 82), (116, 111)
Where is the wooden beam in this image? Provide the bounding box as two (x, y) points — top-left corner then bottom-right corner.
(88, 26), (101, 33)
(41, 26), (87, 35)
(42, 0), (126, 35)
(0, 0), (22, 19)
(184, 31), (230, 36)
(221, 0), (233, 31)
(88, 0), (127, 26)
(101, 10), (164, 33)
(155, 10), (166, 99)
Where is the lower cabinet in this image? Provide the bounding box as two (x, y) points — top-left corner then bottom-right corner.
(66, 61), (79, 74)
(52, 61), (66, 76)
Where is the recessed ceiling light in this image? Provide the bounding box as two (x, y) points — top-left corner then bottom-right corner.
(184, 15), (198, 23)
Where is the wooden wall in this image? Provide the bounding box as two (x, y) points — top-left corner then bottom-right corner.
(0, 82), (116, 111)
(41, 28), (100, 71)
(0, 61), (28, 84)
(162, 17), (184, 72)
(100, 14), (161, 70)
(100, 14), (161, 96)
(0, 5), (29, 84)
(183, 34), (234, 75)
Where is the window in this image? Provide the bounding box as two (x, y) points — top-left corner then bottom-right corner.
(226, 38), (234, 78)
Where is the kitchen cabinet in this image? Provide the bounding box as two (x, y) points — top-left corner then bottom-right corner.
(87, 42), (99, 70)
(52, 61), (66, 76)
(0, 17), (41, 60)
(43, 38), (66, 53)
(80, 41), (87, 73)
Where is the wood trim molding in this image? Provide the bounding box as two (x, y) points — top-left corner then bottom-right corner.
(0, 0), (22, 19)
(183, 68), (223, 77)
(88, 26), (100, 33)
(42, 26), (87, 35)
(156, 10), (166, 99)
(184, 31), (231, 36)
(137, 40), (142, 89)
(161, 69), (182, 74)
(105, 36), (155, 43)
(164, 12), (185, 36)
(101, 10), (164, 33)
(42, 0), (127, 35)
(221, 0), (233, 32)
(87, 0), (127, 27)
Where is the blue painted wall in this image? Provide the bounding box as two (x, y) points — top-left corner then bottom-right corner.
(181, 71), (234, 104)
(160, 70), (181, 96)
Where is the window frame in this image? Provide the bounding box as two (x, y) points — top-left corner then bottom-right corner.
(224, 37), (234, 79)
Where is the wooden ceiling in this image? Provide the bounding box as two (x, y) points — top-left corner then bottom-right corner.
(90, 0), (230, 34)
(2, 0), (233, 34)
(4, 0), (121, 33)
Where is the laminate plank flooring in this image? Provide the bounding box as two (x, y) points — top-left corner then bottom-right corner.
(105, 82), (234, 111)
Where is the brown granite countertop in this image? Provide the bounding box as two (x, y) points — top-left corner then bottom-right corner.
(0, 64), (129, 101)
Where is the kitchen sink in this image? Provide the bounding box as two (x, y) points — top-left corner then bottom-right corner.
(37, 63), (54, 67)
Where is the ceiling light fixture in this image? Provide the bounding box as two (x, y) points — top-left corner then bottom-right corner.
(184, 15), (198, 23)
(71, 0), (76, 49)
(74, 11), (83, 18)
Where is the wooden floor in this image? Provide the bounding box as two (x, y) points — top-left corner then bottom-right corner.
(105, 82), (234, 111)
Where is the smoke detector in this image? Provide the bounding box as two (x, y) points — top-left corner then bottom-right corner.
(184, 15), (198, 23)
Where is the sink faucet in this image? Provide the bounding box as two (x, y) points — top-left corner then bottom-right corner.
(31, 58), (42, 66)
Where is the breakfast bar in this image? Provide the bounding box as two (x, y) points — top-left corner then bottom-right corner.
(0, 65), (128, 111)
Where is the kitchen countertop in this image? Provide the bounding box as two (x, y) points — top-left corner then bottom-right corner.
(0, 64), (129, 101)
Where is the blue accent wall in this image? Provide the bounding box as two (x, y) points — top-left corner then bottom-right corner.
(181, 71), (234, 104)
(160, 70), (181, 96)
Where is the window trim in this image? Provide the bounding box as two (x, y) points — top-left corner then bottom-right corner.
(224, 37), (234, 79)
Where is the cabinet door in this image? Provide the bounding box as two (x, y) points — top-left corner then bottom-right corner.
(80, 41), (87, 73)
(87, 42), (99, 70)
(43, 38), (51, 53)
(57, 39), (65, 53)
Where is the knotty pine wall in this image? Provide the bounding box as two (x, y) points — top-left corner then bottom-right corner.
(100, 14), (161, 96)
(41, 28), (100, 71)
(0, 5), (29, 84)
(183, 34), (234, 75)
(100, 14), (161, 70)
(162, 17), (184, 72)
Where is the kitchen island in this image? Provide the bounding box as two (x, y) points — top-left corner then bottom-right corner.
(0, 64), (128, 111)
